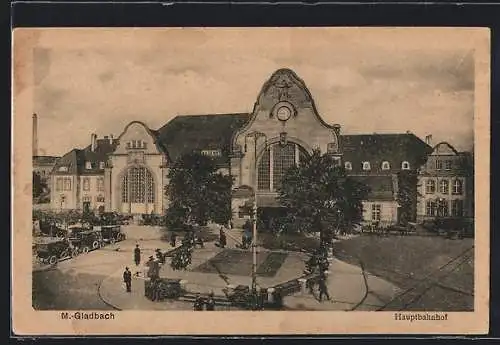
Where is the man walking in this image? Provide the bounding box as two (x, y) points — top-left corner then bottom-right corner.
(318, 270), (331, 302)
(123, 267), (132, 292)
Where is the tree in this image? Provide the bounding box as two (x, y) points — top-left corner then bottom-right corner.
(396, 170), (419, 224)
(165, 152), (233, 270)
(165, 152), (233, 228)
(32, 171), (47, 200)
(277, 149), (369, 248)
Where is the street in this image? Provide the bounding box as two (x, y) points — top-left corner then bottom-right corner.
(33, 226), (178, 310)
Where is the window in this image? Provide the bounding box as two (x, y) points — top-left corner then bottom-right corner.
(371, 204), (381, 221)
(344, 161), (352, 170)
(426, 200), (437, 216)
(97, 177), (104, 192)
(99, 161), (105, 169)
(453, 179), (463, 195)
(381, 161), (390, 170)
(426, 179), (436, 194)
(63, 177), (72, 191)
(273, 143), (296, 190)
(257, 143), (308, 191)
(257, 148), (271, 191)
(439, 180), (449, 194)
(444, 160), (452, 170)
(401, 161), (410, 170)
(435, 160), (443, 170)
(121, 167), (155, 203)
(82, 196), (91, 203)
(127, 140), (146, 150)
(82, 177), (90, 191)
(362, 162), (371, 171)
(437, 199), (449, 217)
(451, 200), (464, 217)
(56, 177), (63, 191)
(85, 161), (92, 170)
(96, 195), (105, 203)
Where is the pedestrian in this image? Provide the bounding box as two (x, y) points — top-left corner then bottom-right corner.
(318, 271), (331, 302)
(170, 232), (177, 247)
(193, 294), (204, 311)
(123, 267), (132, 292)
(219, 227), (227, 248)
(205, 291), (215, 311)
(134, 244), (141, 276)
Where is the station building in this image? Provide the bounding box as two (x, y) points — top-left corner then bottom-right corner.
(50, 68), (470, 226)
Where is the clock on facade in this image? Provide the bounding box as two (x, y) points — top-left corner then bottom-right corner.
(272, 101), (295, 122)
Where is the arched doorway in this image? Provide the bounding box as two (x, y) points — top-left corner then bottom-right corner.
(121, 166), (155, 214)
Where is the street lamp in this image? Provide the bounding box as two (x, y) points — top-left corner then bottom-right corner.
(244, 131), (267, 294)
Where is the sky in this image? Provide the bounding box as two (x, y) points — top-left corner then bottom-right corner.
(31, 28), (476, 156)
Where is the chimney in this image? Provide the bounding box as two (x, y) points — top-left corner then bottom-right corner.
(91, 133), (97, 152)
(109, 134), (113, 144)
(425, 134), (433, 146)
(32, 113), (38, 157)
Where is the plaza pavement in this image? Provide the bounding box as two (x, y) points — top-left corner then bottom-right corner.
(96, 225), (401, 311)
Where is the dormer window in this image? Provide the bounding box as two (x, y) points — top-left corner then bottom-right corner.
(381, 161), (391, 170)
(401, 161), (410, 170)
(344, 161), (352, 170)
(362, 162), (371, 171)
(99, 161), (105, 170)
(85, 161), (92, 170)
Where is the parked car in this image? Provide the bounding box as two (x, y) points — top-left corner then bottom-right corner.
(100, 225), (126, 244)
(69, 229), (103, 253)
(34, 238), (79, 265)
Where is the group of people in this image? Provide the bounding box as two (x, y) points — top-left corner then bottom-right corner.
(193, 292), (216, 311)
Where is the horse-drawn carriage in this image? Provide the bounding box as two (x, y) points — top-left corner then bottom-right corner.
(34, 238), (79, 265)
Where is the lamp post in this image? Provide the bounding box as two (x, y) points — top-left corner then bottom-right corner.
(244, 131), (267, 294)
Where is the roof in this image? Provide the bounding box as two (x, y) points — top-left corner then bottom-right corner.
(52, 139), (118, 175)
(155, 113), (250, 165)
(33, 156), (60, 166)
(341, 133), (433, 174)
(349, 175), (395, 201)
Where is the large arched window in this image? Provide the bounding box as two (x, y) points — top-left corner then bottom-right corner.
(257, 142), (309, 192)
(121, 167), (155, 203)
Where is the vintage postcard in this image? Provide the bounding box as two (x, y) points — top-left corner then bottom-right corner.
(12, 27), (490, 335)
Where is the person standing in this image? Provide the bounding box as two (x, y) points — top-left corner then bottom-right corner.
(134, 244), (141, 275)
(123, 267), (132, 292)
(194, 294), (204, 311)
(170, 232), (177, 247)
(205, 291), (215, 311)
(318, 271), (331, 302)
(219, 227), (227, 249)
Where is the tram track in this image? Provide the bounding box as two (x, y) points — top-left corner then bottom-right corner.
(375, 245), (474, 311)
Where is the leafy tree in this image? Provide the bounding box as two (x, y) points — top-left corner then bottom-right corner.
(32, 171), (47, 199)
(165, 152), (233, 270)
(277, 149), (369, 248)
(165, 152), (232, 228)
(396, 170), (419, 224)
